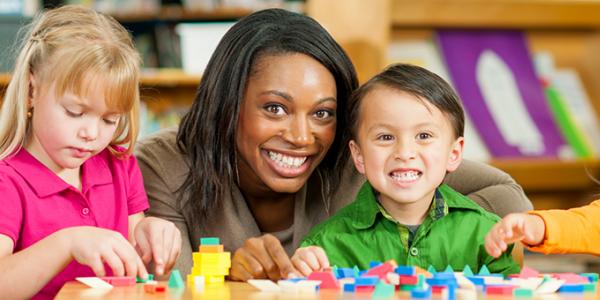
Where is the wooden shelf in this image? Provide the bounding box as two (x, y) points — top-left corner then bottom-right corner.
(391, 0), (600, 29)
(490, 159), (600, 192)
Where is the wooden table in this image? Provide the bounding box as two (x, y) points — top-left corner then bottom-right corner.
(56, 281), (600, 300)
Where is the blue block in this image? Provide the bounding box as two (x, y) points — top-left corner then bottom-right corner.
(448, 285), (456, 300)
(395, 266), (416, 275)
(466, 276), (485, 286)
(427, 277), (457, 286)
(355, 276), (379, 286)
(358, 270), (367, 277)
(343, 283), (356, 292)
(559, 284), (585, 293)
(369, 261), (382, 268)
(411, 287), (432, 298)
(434, 272), (456, 279)
(338, 268), (356, 278)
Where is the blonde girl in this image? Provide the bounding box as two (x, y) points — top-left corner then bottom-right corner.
(0, 5), (181, 298)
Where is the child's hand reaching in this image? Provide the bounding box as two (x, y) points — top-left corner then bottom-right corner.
(133, 217), (181, 276)
(485, 213), (546, 258)
(64, 226), (148, 278)
(291, 246), (330, 277)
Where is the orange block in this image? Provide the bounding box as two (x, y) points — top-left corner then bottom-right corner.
(199, 245), (224, 253)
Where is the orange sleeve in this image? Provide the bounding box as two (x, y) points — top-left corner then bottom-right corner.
(525, 199), (600, 255)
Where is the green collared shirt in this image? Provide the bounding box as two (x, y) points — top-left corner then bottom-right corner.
(301, 182), (520, 275)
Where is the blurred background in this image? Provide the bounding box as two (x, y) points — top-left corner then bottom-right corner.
(1, 0), (600, 272)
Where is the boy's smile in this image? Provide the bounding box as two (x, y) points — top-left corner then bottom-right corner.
(349, 86), (463, 224)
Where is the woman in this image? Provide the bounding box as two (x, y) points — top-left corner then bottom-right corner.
(136, 8), (532, 281)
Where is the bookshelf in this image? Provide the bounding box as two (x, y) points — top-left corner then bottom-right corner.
(307, 0), (600, 209)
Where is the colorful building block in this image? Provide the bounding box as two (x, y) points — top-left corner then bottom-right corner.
(168, 269), (185, 288)
(486, 285), (516, 295)
(395, 266), (416, 276)
(478, 265), (490, 276)
(200, 237), (220, 245)
(462, 265), (474, 277)
(366, 262), (395, 279)
(373, 282), (395, 297)
(513, 288), (534, 297)
(199, 245), (224, 253)
(307, 271), (339, 289)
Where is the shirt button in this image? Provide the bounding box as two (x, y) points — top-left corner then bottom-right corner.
(82, 207), (90, 215)
(410, 247), (419, 256)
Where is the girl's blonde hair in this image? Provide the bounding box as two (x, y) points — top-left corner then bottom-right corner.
(0, 5), (141, 160)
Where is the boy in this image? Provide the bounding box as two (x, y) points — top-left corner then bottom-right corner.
(292, 64), (520, 276)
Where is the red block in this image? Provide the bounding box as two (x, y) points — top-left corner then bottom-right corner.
(432, 285), (448, 294)
(356, 285), (375, 293)
(307, 271), (340, 289)
(399, 275), (418, 285)
(101, 276), (136, 286)
(553, 273), (589, 284)
(144, 283), (167, 293)
(486, 285), (516, 295)
(366, 262), (395, 279)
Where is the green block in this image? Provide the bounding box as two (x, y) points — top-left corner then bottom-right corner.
(148, 274), (154, 281)
(353, 265), (360, 277)
(417, 274), (426, 289)
(136, 276), (146, 283)
(427, 265), (437, 274)
(444, 265), (454, 273)
(373, 282), (395, 298)
(462, 265), (474, 277)
(200, 237), (220, 245)
(583, 283), (597, 292)
(478, 265), (490, 276)
(400, 284), (417, 291)
(168, 269), (185, 288)
(513, 288), (533, 297)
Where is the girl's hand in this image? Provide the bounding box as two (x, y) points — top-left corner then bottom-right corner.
(485, 213), (546, 258)
(133, 217), (181, 276)
(291, 246), (329, 277)
(230, 234), (297, 281)
(64, 226), (148, 278)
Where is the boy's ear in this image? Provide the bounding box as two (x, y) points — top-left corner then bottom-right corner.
(349, 140), (366, 175)
(446, 137), (464, 173)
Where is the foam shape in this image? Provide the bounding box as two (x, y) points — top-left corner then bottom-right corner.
(581, 273), (599, 283)
(462, 265), (474, 277)
(558, 284), (585, 293)
(373, 282), (395, 297)
(535, 278), (565, 294)
(307, 271), (340, 289)
(400, 275), (418, 285)
(427, 265), (437, 274)
(369, 261), (382, 268)
(355, 276), (379, 286)
(513, 288), (533, 297)
(199, 245), (224, 253)
(76, 277), (113, 289)
(343, 283), (356, 292)
(486, 285), (516, 295)
(386, 273), (400, 285)
(101, 276), (136, 286)
(337, 268), (355, 278)
(366, 262), (395, 279)
(296, 280), (321, 293)
(455, 273), (476, 290)
(553, 273), (589, 284)
(194, 276), (205, 291)
(200, 237), (220, 245)
(396, 266), (416, 276)
(444, 265), (454, 273)
(509, 277), (544, 290)
(168, 270), (185, 288)
(248, 279), (281, 292)
(518, 266), (540, 279)
(583, 283), (597, 292)
(455, 288), (477, 300)
(411, 287), (432, 298)
(478, 265), (490, 276)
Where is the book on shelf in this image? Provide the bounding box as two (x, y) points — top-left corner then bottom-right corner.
(437, 30), (568, 158)
(139, 101), (188, 139)
(176, 22), (235, 75)
(388, 38), (491, 162)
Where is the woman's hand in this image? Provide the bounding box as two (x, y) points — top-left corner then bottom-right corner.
(133, 217), (181, 276)
(64, 226), (148, 278)
(230, 234), (297, 281)
(291, 246), (329, 277)
(485, 213), (545, 257)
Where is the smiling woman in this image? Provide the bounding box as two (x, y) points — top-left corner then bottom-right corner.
(135, 8), (533, 281)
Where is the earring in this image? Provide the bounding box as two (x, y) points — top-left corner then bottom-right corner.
(27, 109), (33, 118)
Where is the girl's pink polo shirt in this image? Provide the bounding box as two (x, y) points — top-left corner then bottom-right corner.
(0, 147), (149, 299)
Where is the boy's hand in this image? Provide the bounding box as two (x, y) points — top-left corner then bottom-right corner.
(133, 217), (181, 276)
(64, 226), (148, 278)
(230, 234), (297, 281)
(291, 246), (329, 277)
(485, 213), (545, 258)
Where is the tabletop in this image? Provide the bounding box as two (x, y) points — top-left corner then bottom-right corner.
(56, 281), (600, 300)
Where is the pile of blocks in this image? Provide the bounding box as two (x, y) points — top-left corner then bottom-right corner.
(248, 261), (599, 299)
(187, 237), (231, 290)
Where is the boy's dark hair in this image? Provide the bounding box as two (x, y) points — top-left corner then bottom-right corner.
(349, 63), (464, 139)
(176, 8), (358, 225)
